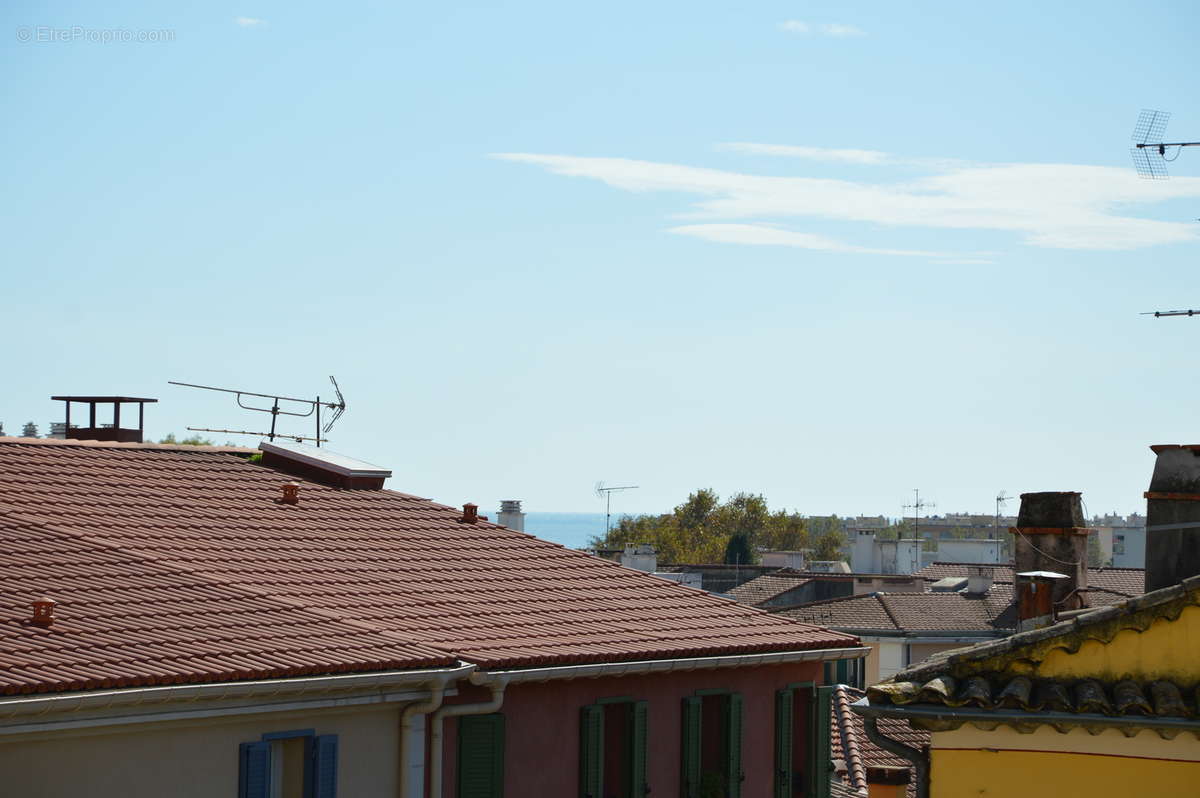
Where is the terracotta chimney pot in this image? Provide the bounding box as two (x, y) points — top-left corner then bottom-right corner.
(281, 482), (300, 505)
(31, 598), (56, 627)
(462, 503), (478, 524)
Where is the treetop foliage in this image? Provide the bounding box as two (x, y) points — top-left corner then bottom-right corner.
(588, 489), (847, 565)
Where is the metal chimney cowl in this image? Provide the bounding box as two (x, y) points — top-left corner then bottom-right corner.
(1010, 492), (1090, 611)
(1145, 445), (1200, 592)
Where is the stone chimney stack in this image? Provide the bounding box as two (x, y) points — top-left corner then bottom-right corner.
(1011, 492), (1090, 611)
(497, 499), (526, 532)
(1145, 445), (1200, 591)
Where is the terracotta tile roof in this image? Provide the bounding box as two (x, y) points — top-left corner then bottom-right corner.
(0, 439), (857, 695)
(915, 562), (1144, 596)
(726, 569), (810, 605)
(831, 684), (927, 797)
(863, 576), (1200, 739)
(775, 587), (1016, 633)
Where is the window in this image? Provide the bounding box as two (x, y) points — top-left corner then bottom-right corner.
(774, 684), (832, 798)
(457, 713), (505, 798)
(681, 692), (742, 798)
(239, 729), (338, 798)
(822, 658), (864, 689)
(580, 699), (648, 798)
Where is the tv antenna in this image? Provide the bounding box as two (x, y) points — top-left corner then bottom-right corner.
(902, 489), (935, 541)
(168, 376), (346, 446)
(595, 481), (639, 537)
(1141, 308), (1200, 318)
(993, 491), (1011, 540)
(1130, 109), (1199, 179)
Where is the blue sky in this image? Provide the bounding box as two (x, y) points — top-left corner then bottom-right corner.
(3, 1), (1199, 522)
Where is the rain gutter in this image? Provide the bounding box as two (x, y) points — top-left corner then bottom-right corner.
(0, 663), (474, 738)
(466, 646), (871, 685)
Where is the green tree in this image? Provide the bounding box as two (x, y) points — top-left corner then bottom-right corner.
(159, 433), (216, 446)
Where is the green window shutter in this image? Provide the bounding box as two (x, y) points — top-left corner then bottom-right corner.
(835, 659), (848, 684)
(809, 686), (833, 798)
(680, 696), (702, 798)
(630, 700), (649, 797)
(457, 714), (505, 798)
(725, 693), (744, 798)
(579, 705), (603, 798)
(774, 689), (794, 798)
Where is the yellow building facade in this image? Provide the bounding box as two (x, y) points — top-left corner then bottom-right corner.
(853, 575), (1200, 798)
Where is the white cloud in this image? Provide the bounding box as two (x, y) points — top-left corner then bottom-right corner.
(235, 16), (265, 27)
(668, 223), (955, 257)
(779, 20), (865, 37)
(722, 142), (889, 165)
(820, 23), (865, 37)
(494, 150), (1200, 252)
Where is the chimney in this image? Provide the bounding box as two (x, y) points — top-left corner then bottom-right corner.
(50, 396), (157, 443)
(1145, 444), (1200, 591)
(281, 482), (300, 505)
(1015, 571), (1069, 631)
(965, 564), (994, 595)
(30, 598), (56, 627)
(461, 503), (479, 524)
(866, 765), (911, 798)
(1010, 492), (1090, 611)
(620, 543), (658, 573)
(497, 499), (526, 532)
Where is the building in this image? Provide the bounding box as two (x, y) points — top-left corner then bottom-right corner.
(856, 574), (1200, 796)
(775, 569), (1016, 685)
(0, 434), (866, 798)
(853, 475), (1200, 797)
(830, 684), (928, 797)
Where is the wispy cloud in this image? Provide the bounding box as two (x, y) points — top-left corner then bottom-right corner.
(235, 16), (265, 27)
(668, 224), (956, 258)
(722, 142), (889, 165)
(779, 21), (866, 37)
(494, 150), (1200, 253)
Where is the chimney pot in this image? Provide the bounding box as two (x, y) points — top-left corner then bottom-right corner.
(281, 482), (300, 505)
(1011, 492), (1090, 611)
(462, 503), (478, 524)
(30, 598), (56, 627)
(1145, 444), (1200, 591)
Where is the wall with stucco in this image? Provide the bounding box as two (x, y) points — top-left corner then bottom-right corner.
(439, 660), (826, 798)
(1036, 605), (1200, 682)
(0, 704), (400, 798)
(906, 641), (970, 666)
(930, 725), (1200, 797)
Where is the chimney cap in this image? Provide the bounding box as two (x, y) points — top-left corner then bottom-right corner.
(30, 598), (57, 627)
(1016, 570), (1070, 580)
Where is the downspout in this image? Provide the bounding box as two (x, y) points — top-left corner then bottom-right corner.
(427, 672), (511, 798)
(399, 663), (476, 798)
(862, 716), (928, 798)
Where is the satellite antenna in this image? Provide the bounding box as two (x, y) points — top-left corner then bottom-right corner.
(993, 491), (1011, 540)
(1130, 109), (1199, 179)
(595, 481), (639, 537)
(902, 489), (935, 541)
(168, 376), (346, 446)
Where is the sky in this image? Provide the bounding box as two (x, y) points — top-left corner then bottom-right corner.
(3, 1), (1199, 522)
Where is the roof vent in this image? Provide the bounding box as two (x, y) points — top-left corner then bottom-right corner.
(30, 598), (56, 627)
(461, 503), (479, 524)
(258, 441), (391, 489)
(281, 482), (300, 505)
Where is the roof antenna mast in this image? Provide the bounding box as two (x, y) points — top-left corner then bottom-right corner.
(168, 376), (347, 447)
(595, 481), (639, 538)
(1130, 109), (1199, 179)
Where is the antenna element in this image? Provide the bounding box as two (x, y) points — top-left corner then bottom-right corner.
(1130, 109), (1200, 179)
(169, 376), (347, 446)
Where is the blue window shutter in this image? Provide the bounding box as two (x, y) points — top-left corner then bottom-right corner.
(239, 741), (271, 798)
(725, 693), (744, 798)
(311, 734), (339, 798)
(680, 697), (702, 798)
(774, 689), (794, 798)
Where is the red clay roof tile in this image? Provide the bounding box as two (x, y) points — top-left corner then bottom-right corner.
(0, 439), (856, 694)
